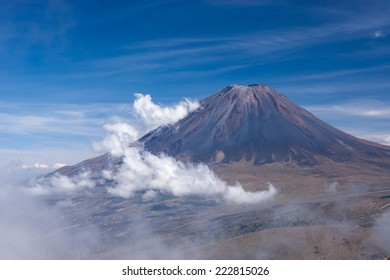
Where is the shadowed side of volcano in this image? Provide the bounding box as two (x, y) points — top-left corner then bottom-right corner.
(140, 84), (390, 165)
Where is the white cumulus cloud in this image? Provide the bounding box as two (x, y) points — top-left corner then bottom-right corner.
(93, 122), (140, 156)
(133, 93), (199, 130)
(100, 121), (277, 204)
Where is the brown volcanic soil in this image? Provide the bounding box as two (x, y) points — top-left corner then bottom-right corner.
(199, 158), (390, 259)
(213, 158), (390, 200)
(33, 157), (390, 260)
(201, 225), (384, 259)
(92, 158), (389, 260)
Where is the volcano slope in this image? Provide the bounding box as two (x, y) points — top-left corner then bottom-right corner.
(23, 84), (390, 260)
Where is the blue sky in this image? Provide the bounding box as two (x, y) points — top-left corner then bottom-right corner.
(1, 0), (390, 168)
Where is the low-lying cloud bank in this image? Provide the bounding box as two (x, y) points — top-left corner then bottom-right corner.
(374, 210), (390, 255)
(104, 144), (277, 204)
(26, 172), (96, 195)
(0, 160), (68, 185)
(0, 187), (100, 259)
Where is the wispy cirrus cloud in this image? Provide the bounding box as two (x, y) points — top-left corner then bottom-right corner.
(82, 7), (390, 82)
(305, 100), (390, 145)
(280, 64), (390, 82)
(2, 0), (387, 97)
(373, 30), (385, 38)
(0, 94), (199, 170)
(306, 101), (390, 118)
(0, 103), (124, 137)
(332, 106), (390, 118)
(0, 0), (75, 58)
(276, 80), (390, 102)
(0, 102), (131, 167)
(206, 0), (282, 7)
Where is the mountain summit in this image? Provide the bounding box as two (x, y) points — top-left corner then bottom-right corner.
(141, 84), (390, 165)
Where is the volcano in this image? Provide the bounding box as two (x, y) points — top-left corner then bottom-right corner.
(55, 83), (390, 178)
(29, 84), (390, 260)
(140, 84), (390, 165)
